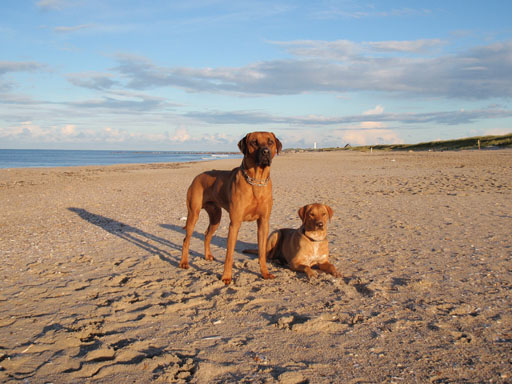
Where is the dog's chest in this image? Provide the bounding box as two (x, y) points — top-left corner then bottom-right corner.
(241, 191), (271, 221)
(304, 241), (328, 265)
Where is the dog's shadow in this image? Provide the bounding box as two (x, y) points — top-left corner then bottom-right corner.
(160, 223), (261, 278)
(68, 208), (259, 273)
(68, 207), (187, 267)
(159, 223), (256, 253)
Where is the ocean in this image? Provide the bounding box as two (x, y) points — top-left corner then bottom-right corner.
(0, 149), (241, 169)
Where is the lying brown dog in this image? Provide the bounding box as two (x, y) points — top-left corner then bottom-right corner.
(179, 131), (282, 285)
(266, 203), (341, 279)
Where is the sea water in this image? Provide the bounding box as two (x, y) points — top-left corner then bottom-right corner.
(0, 149), (241, 169)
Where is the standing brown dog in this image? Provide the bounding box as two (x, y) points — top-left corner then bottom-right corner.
(266, 203), (341, 279)
(179, 132), (282, 285)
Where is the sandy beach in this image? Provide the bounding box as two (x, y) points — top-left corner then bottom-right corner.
(1, 149), (511, 383)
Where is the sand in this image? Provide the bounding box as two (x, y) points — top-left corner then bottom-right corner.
(0, 149), (511, 383)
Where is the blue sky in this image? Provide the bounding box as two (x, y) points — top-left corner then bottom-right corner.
(1, 0), (511, 151)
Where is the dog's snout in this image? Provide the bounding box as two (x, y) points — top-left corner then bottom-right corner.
(316, 221), (324, 229)
(258, 146), (272, 166)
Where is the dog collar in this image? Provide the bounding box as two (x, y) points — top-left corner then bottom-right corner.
(240, 162), (270, 187)
(301, 227), (325, 242)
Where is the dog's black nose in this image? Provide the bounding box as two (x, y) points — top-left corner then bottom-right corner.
(258, 147), (272, 166)
(316, 221), (324, 228)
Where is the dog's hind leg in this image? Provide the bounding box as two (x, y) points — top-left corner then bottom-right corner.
(266, 230), (280, 260)
(180, 187), (202, 269)
(204, 202), (222, 261)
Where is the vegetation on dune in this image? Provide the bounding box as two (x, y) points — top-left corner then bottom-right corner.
(286, 133), (512, 152)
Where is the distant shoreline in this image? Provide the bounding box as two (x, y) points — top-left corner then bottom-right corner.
(0, 149), (242, 169)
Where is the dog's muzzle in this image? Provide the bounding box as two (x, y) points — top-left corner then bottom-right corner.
(257, 147), (272, 166)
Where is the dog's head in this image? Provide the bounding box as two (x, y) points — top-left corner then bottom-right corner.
(298, 203), (333, 241)
(238, 132), (282, 167)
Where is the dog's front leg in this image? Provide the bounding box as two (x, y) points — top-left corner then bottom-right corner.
(257, 216), (275, 280)
(221, 219), (241, 285)
(293, 264), (317, 279)
(318, 262), (341, 277)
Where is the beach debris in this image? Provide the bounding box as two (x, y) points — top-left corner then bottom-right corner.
(276, 315), (296, 329)
(21, 345), (33, 354)
(248, 351), (269, 364)
(449, 304), (480, 317)
(278, 370), (306, 384)
(202, 335), (222, 341)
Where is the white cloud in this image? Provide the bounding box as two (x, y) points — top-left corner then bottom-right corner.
(359, 121), (385, 129)
(483, 128), (512, 136)
(61, 124), (76, 136)
(272, 39), (360, 60)
(0, 61), (45, 92)
(363, 105), (384, 115)
(183, 106), (512, 127)
(0, 122), (117, 143)
(101, 127), (125, 142)
(0, 121), (43, 138)
(67, 72), (118, 90)
(108, 40), (512, 99)
(277, 125), (404, 148)
(171, 127), (191, 142)
(36, 0), (70, 10)
(314, 6), (431, 20)
(54, 24), (93, 33)
(0, 61), (43, 75)
(70, 90), (178, 112)
(337, 129), (404, 146)
(366, 39), (445, 53)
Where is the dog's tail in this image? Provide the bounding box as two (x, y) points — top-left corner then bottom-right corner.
(242, 230), (281, 259)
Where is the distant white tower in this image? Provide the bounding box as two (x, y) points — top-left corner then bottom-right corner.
(314, 142), (317, 150)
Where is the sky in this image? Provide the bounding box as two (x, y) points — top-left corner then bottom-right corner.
(1, 0), (512, 151)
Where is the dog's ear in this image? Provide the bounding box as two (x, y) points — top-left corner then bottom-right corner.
(325, 205), (334, 221)
(273, 133), (282, 154)
(238, 135), (248, 155)
(297, 205), (309, 223)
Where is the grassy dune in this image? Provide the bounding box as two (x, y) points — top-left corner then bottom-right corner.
(296, 133), (512, 152)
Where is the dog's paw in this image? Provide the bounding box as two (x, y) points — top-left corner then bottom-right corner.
(221, 275), (232, 285)
(205, 254), (215, 261)
(179, 261), (190, 269)
(262, 273), (276, 280)
(306, 270), (318, 279)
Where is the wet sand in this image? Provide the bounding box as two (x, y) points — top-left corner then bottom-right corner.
(1, 149), (511, 383)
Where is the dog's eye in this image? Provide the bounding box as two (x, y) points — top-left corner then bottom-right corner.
(251, 140), (258, 147)
(267, 139), (274, 146)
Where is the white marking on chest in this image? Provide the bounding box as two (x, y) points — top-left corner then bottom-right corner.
(305, 242), (328, 266)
